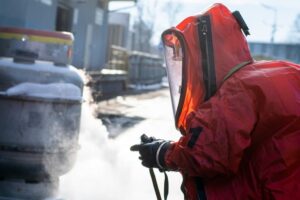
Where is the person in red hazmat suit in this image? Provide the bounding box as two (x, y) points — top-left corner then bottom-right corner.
(131, 3), (300, 200)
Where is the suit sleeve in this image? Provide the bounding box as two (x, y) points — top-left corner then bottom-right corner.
(165, 78), (257, 177)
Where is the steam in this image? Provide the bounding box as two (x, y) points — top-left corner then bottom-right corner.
(58, 82), (138, 199)
(58, 102), (159, 200)
(58, 72), (183, 200)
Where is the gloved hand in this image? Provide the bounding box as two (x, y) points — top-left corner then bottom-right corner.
(130, 134), (171, 170)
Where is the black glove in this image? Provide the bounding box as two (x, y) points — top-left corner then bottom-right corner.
(130, 134), (171, 170)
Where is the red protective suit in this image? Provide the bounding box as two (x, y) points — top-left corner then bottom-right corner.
(162, 3), (300, 200)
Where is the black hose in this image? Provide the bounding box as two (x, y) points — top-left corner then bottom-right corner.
(149, 168), (162, 200)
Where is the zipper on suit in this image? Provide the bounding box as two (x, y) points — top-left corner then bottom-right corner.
(197, 15), (216, 101)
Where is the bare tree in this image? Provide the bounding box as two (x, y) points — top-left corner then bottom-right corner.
(132, 0), (182, 52)
(132, 0), (158, 52)
(163, 0), (182, 27)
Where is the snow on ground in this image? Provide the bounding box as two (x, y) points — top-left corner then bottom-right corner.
(59, 88), (183, 200)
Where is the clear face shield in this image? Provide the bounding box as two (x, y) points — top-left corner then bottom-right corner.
(162, 32), (184, 117)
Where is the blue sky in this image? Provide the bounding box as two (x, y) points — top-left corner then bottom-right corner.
(110, 0), (300, 44)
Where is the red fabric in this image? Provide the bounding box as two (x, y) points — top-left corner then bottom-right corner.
(162, 3), (253, 130)
(163, 3), (300, 200)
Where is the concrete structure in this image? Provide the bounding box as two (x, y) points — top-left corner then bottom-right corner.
(0, 0), (134, 71)
(249, 42), (300, 64)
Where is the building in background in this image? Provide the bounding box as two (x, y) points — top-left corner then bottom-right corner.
(107, 12), (130, 49)
(249, 42), (300, 64)
(106, 12), (130, 61)
(0, 0), (135, 71)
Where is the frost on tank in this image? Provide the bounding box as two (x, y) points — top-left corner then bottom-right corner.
(5, 82), (82, 101)
(0, 57), (80, 75)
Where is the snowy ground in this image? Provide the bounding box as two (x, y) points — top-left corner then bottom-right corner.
(59, 87), (184, 200)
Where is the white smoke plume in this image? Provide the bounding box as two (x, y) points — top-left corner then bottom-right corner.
(59, 72), (183, 200)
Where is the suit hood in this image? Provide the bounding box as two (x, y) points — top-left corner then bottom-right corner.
(162, 3), (253, 131)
